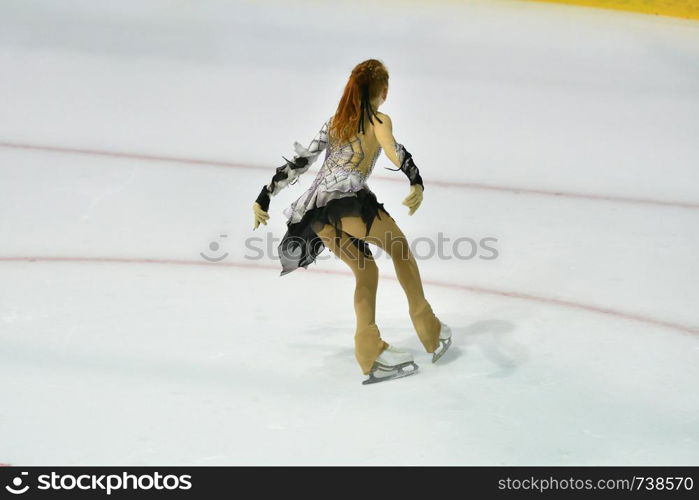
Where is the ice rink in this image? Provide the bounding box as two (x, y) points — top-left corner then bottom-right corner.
(1, 0), (698, 465)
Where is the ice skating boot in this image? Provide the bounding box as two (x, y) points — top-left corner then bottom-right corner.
(362, 345), (419, 385)
(432, 320), (452, 363)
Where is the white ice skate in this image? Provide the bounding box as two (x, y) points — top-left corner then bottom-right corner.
(362, 345), (419, 385)
(432, 321), (452, 363)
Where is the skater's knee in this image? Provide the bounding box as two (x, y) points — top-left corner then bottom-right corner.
(355, 260), (378, 288)
(360, 255), (378, 273)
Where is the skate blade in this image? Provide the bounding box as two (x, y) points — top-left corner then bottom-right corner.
(432, 337), (452, 363)
(362, 362), (419, 385)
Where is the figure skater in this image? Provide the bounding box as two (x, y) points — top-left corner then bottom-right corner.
(252, 58), (451, 384)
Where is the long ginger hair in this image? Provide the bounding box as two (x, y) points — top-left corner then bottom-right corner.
(329, 59), (389, 144)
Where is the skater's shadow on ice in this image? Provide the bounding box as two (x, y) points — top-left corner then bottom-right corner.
(458, 319), (527, 377)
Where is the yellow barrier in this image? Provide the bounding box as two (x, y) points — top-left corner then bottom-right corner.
(527, 0), (699, 20)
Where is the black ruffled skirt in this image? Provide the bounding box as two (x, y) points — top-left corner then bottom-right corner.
(278, 188), (390, 276)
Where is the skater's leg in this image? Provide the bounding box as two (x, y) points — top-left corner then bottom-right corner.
(314, 223), (387, 374)
(338, 210), (441, 353)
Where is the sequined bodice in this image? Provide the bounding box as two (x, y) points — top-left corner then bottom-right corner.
(280, 118), (384, 225)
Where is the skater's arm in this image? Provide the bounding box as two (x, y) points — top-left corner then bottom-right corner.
(374, 113), (401, 168)
(254, 118), (330, 212)
(374, 113), (424, 189)
(375, 112), (424, 216)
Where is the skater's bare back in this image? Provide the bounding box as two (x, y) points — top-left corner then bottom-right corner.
(330, 111), (401, 176)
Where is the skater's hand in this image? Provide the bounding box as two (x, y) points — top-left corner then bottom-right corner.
(402, 184), (423, 216)
(252, 202), (269, 229)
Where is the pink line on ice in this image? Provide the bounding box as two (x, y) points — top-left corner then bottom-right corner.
(1, 255), (697, 336)
(1, 141), (698, 210)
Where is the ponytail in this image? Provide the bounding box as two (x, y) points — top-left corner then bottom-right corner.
(330, 59), (388, 143)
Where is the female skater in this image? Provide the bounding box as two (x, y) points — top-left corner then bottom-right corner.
(252, 58), (451, 384)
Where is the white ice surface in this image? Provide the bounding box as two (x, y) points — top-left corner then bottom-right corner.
(0, 0), (698, 465)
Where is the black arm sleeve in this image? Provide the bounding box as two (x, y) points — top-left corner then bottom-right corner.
(384, 143), (424, 189)
(254, 156), (310, 211)
(254, 119), (329, 211)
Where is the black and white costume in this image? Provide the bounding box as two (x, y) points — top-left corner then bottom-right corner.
(255, 116), (424, 276)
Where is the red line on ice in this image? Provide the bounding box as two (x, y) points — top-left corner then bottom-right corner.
(1, 255), (697, 336)
(1, 141), (698, 210)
